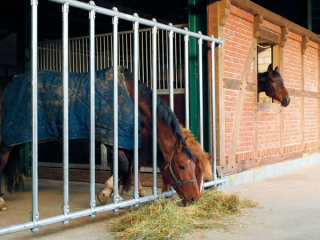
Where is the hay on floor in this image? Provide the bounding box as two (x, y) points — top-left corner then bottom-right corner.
(107, 188), (259, 240)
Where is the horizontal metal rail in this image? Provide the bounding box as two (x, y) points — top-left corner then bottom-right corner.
(47, 0), (223, 44)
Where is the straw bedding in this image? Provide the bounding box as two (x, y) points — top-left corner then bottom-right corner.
(106, 188), (259, 240)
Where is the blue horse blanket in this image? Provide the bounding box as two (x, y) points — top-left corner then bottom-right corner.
(1, 66), (142, 149)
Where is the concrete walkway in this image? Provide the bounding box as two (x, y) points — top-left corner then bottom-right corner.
(1, 163), (320, 239)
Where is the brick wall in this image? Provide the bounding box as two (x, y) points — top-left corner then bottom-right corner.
(224, 6), (254, 161)
(283, 32), (302, 148)
(219, 3), (319, 173)
(304, 42), (319, 148)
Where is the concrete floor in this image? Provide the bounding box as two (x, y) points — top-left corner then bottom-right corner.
(1, 163), (320, 239)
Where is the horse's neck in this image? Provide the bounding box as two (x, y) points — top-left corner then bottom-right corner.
(257, 72), (267, 93)
(156, 123), (177, 163)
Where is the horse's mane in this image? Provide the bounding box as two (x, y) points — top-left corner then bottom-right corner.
(179, 125), (213, 180)
(123, 67), (194, 161)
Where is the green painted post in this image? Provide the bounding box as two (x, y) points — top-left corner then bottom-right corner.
(188, 0), (209, 151)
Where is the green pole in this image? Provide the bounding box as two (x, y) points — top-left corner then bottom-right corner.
(188, 0), (209, 151)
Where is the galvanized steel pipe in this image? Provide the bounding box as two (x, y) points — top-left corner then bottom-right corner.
(31, 0), (40, 233)
(62, 2), (70, 222)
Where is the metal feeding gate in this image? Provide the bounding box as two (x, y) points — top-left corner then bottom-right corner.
(0, 0), (224, 236)
(38, 24), (187, 94)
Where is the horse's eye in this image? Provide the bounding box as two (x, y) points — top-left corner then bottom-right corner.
(179, 165), (185, 170)
(270, 79), (275, 83)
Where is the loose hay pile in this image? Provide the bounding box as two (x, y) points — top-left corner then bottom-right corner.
(108, 189), (259, 240)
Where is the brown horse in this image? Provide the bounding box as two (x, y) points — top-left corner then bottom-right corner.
(97, 67), (200, 206)
(258, 64), (290, 107)
(137, 124), (213, 198)
(0, 66), (199, 210)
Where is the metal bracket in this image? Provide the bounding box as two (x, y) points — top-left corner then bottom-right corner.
(132, 13), (139, 30)
(62, 205), (70, 225)
(62, 2), (69, 13)
(89, 1), (96, 19)
(30, 0), (38, 6)
(112, 7), (119, 25)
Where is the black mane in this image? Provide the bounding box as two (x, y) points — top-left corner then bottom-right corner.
(123, 67), (195, 161)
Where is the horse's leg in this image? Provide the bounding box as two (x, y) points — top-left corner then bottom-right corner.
(0, 145), (13, 211)
(138, 166), (146, 197)
(97, 175), (114, 205)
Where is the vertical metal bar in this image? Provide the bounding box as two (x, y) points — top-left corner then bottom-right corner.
(86, 38), (88, 72)
(147, 32), (149, 84)
(103, 37), (106, 68)
(72, 40), (75, 72)
(141, 32), (144, 84)
(161, 30), (164, 90)
(126, 34), (128, 68)
(122, 34), (124, 66)
(184, 30), (189, 130)
(82, 39), (85, 72)
(89, 2), (96, 215)
(179, 34), (182, 89)
(75, 40), (78, 72)
(50, 43), (52, 70)
(166, 31), (169, 90)
(79, 39), (82, 73)
(95, 37), (98, 71)
(53, 43), (55, 70)
(198, 33), (203, 148)
(130, 34), (132, 71)
(107, 36), (109, 67)
(169, 26), (174, 111)
(157, 31), (160, 88)
(46, 42), (49, 70)
(111, 36), (113, 66)
(68, 41), (71, 72)
(151, 20), (158, 196)
(174, 33), (177, 89)
(100, 37), (102, 70)
(133, 15), (139, 204)
(211, 39), (217, 181)
(31, 0), (39, 232)
(112, 9), (120, 210)
(62, 3), (69, 223)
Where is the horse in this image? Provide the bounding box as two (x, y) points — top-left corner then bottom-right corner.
(137, 124), (213, 198)
(97, 67), (200, 206)
(0, 66), (199, 210)
(258, 64), (290, 107)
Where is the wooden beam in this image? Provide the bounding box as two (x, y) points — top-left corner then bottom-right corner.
(301, 36), (308, 151)
(252, 39), (258, 160)
(230, 0), (319, 43)
(253, 14), (263, 39)
(208, 0), (230, 167)
(227, 41), (255, 164)
(222, 150), (304, 175)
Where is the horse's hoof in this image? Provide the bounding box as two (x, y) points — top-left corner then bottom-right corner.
(97, 189), (110, 205)
(110, 193), (124, 202)
(0, 197), (8, 211)
(139, 188), (146, 197)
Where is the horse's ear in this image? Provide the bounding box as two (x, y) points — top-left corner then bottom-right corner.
(175, 139), (183, 153)
(267, 64), (273, 74)
(275, 66), (279, 73)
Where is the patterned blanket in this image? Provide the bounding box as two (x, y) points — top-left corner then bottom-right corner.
(1, 66), (142, 149)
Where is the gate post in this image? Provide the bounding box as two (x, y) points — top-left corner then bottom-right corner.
(188, 0), (209, 151)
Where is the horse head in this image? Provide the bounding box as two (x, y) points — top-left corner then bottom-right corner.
(161, 139), (200, 206)
(182, 126), (213, 196)
(258, 64), (290, 107)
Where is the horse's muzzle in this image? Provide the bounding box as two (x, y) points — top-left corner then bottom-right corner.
(281, 97), (290, 107)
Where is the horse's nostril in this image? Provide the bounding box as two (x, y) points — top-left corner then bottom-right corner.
(283, 97), (290, 106)
(191, 197), (195, 202)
